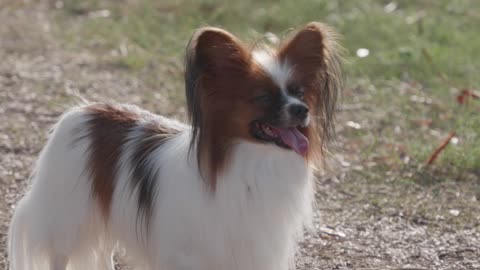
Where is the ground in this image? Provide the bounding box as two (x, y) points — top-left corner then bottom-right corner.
(0, 1), (479, 269)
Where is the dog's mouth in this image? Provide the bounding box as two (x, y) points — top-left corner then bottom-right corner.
(250, 121), (309, 156)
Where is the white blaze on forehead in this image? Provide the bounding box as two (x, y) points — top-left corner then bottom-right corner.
(252, 50), (293, 91)
(253, 50), (310, 126)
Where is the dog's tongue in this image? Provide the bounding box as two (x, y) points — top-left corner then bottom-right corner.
(272, 127), (309, 156)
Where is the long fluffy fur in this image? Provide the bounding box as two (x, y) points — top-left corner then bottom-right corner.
(8, 103), (314, 270)
(8, 22), (341, 270)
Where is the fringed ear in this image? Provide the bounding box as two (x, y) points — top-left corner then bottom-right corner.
(186, 27), (250, 81)
(279, 22), (343, 165)
(184, 27), (250, 188)
(185, 27), (249, 131)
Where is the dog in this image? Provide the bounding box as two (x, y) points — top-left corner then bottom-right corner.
(8, 22), (341, 270)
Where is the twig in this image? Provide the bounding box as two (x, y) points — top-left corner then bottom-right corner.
(426, 132), (456, 165)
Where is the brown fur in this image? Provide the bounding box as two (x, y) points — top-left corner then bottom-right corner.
(186, 22), (342, 188)
(79, 23), (341, 217)
(84, 104), (139, 218)
(185, 28), (280, 188)
(279, 22), (342, 165)
(129, 120), (181, 230)
(84, 103), (181, 221)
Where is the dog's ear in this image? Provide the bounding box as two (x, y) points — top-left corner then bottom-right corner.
(185, 27), (250, 125)
(184, 27), (251, 187)
(280, 22), (342, 163)
(186, 27), (249, 79)
(279, 22), (334, 81)
(185, 27), (249, 89)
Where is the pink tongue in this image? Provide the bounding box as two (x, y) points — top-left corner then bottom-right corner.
(272, 127), (309, 156)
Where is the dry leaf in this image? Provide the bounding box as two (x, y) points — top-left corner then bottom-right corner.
(456, 89), (480, 104)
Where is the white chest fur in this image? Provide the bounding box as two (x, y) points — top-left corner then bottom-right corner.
(143, 136), (314, 270)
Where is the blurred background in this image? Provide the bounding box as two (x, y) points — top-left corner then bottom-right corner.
(0, 0), (479, 269)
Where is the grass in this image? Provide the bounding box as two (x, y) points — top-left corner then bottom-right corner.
(54, 0), (479, 181)
(0, 2), (478, 268)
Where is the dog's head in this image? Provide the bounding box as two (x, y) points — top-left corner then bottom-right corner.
(185, 22), (342, 186)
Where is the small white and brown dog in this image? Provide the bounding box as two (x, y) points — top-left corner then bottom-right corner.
(8, 22), (341, 270)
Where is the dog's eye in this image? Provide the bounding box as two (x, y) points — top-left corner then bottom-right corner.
(295, 91), (304, 99)
(289, 85), (304, 100)
(252, 94), (273, 105)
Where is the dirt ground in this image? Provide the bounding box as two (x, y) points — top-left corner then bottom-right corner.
(0, 2), (479, 270)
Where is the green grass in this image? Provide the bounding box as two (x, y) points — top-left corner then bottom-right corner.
(55, 0), (480, 181)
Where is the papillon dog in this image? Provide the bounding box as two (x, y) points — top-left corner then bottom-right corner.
(8, 22), (341, 270)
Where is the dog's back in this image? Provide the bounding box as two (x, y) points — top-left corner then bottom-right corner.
(8, 103), (184, 270)
(8, 102), (314, 270)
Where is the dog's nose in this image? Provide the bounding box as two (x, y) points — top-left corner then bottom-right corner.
(290, 104), (309, 120)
